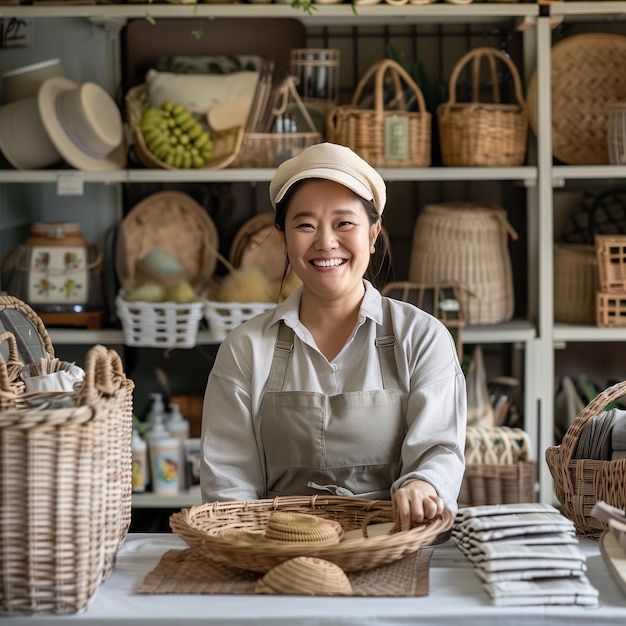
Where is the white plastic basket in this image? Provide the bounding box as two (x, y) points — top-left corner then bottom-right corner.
(116, 293), (204, 348)
(204, 300), (275, 340)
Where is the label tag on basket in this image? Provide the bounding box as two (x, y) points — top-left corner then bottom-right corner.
(384, 115), (409, 162)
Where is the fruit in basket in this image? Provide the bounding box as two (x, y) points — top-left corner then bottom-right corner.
(139, 101), (213, 168)
(124, 283), (167, 302)
(167, 281), (199, 304)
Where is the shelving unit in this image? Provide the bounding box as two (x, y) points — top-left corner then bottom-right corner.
(8, 1), (626, 508)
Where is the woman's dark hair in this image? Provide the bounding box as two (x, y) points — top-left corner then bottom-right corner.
(274, 178), (392, 288)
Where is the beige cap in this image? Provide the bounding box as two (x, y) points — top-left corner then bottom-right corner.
(269, 142), (386, 214)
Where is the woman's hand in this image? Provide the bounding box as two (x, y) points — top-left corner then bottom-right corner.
(392, 480), (444, 531)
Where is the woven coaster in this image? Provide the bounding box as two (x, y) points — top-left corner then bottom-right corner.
(136, 546), (433, 597)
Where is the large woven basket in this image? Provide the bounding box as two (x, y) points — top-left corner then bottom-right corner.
(437, 47), (528, 167)
(0, 336), (134, 615)
(409, 202), (518, 325)
(170, 495), (453, 573)
(546, 380), (626, 538)
(554, 243), (598, 325)
(327, 58), (431, 168)
(126, 84), (244, 170)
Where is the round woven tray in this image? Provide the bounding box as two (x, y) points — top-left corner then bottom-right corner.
(526, 32), (626, 165)
(170, 495), (453, 573)
(117, 191), (219, 294)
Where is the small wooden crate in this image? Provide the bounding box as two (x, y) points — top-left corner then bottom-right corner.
(596, 235), (626, 292)
(597, 291), (626, 327)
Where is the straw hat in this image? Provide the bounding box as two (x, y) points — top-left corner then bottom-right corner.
(254, 556), (353, 595)
(38, 77), (126, 170)
(263, 511), (343, 544)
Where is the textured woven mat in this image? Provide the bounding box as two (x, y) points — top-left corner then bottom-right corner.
(137, 546), (433, 597)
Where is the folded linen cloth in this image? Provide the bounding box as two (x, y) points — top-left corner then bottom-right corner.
(469, 543), (585, 564)
(476, 568), (586, 583)
(612, 410), (626, 451)
(483, 576), (599, 607)
(574, 409), (616, 460)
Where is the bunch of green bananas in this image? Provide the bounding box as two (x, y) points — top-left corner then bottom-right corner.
(139, 101), (213, 168)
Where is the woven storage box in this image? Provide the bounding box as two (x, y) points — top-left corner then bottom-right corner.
(116, 294), (204, 348)
(596, 291), (626, 327)
(596, 235), (626, 293)
(0, 335), (134, 615)
(327, 58), (431, 168)
(458, 426), (536, 508)
(170, 495), (453, 573)
(554, 243), (598, 325)
(437, 47), (528, 167)
(205, 300), (275, 341)
(409, 202), (518, 324)
(546, 380), (626, 538)
(125, 84), (244, 170)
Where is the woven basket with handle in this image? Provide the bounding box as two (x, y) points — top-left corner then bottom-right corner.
(0, 335), (134, 615)
(545, 380), (626, 538)
(437, 47), (528, 167)
(170, 495), (453, 573)
(327, 58), (431, 168)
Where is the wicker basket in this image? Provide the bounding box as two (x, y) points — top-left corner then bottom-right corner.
(0, 337), (134, 615)
(597, 291), (626, 327)
(125, 84), (244, 170)
(409, 202), (518, 325)
(554, 243), (598, 325)
(327, 58), (431, 168)
(170, 495), (453, 573)
(546, 380), (626, 538)
(596, 235), (626, 293)
(437, 47), (528, 167)
(608, 102), (626, 166)
(116, 293), (204, 348)
(458, 426), (536, 508)
(204, 300), (275, 340)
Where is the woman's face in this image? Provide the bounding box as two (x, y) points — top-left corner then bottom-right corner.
(283, 179), (381, 300)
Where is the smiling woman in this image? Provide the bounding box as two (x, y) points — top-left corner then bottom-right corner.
(200, 143), (467, 532)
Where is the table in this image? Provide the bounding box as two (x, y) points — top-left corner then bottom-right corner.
(6, 533), (626, 625)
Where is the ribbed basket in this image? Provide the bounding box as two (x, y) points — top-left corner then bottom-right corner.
(0, 336), (134, 615)
(409, 202), (518, 324)
(608, 102), (626, 166)
(458, 426), (536, 508)
(116, 293), (204, 348)
(554, 243), (598, 325)
(204, 300), (275, 340)
(327, 58), (431, 168)
(437, 47), (528, 167)
(546, 380), (626, 538)
(170, 495), (453, 573)
(125, 84), (244, 170)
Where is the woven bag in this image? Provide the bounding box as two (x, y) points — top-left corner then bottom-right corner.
(408, 202), (518, 324)
(458, 426), (536, 508)
(437, 47), (528, 167)
(0, 337), (134, 615)
(546, 380), (626, 538)
(327, 58), (431, 168)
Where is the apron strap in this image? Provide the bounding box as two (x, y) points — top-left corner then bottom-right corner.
(265, 321), (294, 392)
(375, 298), (400, 391)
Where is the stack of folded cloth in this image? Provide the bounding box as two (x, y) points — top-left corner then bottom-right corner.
(574, 408), (626, 461)
(453, 503), (600, 606)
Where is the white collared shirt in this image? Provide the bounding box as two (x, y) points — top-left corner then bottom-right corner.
(200, 280), (467, 512)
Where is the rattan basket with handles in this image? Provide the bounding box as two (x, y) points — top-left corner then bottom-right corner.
(170, 495), (453, 573)
(327, 58), (431, 168)
(545, 380), (626, 538)
(437, 47), (528, 167)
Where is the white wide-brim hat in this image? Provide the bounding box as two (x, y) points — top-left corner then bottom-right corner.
(0, 95), (61, 169)
(38, 77), (126, 171)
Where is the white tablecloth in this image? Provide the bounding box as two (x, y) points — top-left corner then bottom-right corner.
(6, 534), (626, 625)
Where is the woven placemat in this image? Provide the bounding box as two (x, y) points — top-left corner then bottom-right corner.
(136, 546), (433, 597)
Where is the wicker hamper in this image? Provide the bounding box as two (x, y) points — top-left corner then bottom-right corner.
(409, 202), (518, 325)
(0, 333), (134, 615)
(546, 380), (626, 538)
(437, 47), (528, 167)
(327, 58), (431, 168)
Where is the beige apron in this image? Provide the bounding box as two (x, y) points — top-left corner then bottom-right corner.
(259, 308), (405, 499)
